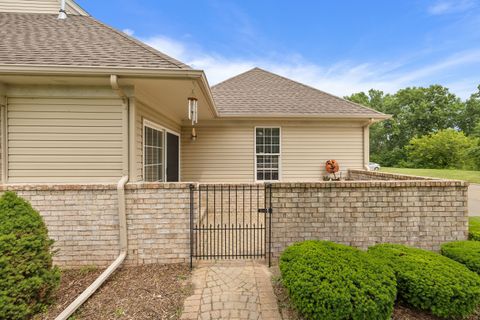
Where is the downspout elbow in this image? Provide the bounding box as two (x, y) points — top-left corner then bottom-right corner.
(110, 74), (127, 99)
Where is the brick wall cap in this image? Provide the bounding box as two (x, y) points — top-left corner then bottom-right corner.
(126, 182), (192, 190)
(270, 180), (468, 188)
(348, 169), (469, 187)
(0, 183), (117, 191)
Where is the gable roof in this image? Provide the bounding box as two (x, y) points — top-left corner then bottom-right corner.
(0, 12), (190, 70)
(211, 68), (388, 119)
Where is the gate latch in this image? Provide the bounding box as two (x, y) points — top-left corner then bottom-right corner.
(258, 208), (272, 214)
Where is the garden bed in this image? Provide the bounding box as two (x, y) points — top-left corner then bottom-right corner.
(36, 263), (191, 320)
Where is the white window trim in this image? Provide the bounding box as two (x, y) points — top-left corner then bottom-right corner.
(143, 119), (181, 182)
(254, 126), (282, 182)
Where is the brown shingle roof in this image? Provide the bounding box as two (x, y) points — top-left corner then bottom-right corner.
(212, 67), (388, 118)
(0, 12), (190, 69)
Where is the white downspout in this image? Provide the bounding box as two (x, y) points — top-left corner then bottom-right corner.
(55, 76), (130, 320)
(363, 118), (374, 170)
(55, 176), (128, 320)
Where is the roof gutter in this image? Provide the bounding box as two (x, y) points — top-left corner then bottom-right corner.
(0, 64), (218, 117)
(203, 114), (392, 120)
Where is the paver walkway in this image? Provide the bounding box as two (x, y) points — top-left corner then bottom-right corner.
(181, 260), (281, 320)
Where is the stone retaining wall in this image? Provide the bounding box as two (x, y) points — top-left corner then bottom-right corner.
(270, 178), (469, 260)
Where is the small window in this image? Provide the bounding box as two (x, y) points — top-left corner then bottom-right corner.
(255, 127), (280, 181)
(144, 123), (164, 182)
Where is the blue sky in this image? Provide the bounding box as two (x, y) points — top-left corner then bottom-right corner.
(79, 0), (480, 99)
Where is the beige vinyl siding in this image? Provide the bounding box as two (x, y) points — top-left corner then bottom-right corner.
(181, 121), (364, 183)
(181, 126), (254, 183)
(281, 123), (363, 181)
(135, 100), (181, 181)
(7, 97), (125, 183)
(0, 0), (85, 14)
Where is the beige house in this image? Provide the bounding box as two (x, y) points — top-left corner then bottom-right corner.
(0, 5), (469, 315)
(0, 0), (389, 185)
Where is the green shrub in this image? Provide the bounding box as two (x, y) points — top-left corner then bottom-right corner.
(369, 243), (480, 318)
(280, 241), (397, 320)
(441, 241), (480, 274)
(0, 192), (60, 320)
(470, 231), (480, 241)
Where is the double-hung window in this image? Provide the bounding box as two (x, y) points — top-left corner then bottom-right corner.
(255, 127), (280, 181)
(144, 121), (165, 182)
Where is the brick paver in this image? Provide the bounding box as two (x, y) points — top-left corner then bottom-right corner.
(181, 260), (281, 320)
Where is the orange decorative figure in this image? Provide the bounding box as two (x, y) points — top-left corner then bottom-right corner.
(325, 160), (339, 174)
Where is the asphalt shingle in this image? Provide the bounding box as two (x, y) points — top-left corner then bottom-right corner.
(0, 12), (190, 69)
(212, 67), (388, 118)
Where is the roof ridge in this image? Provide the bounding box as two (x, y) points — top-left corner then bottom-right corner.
(88, 17), (191, 70)
(250, 67), (386, 116)
(211, 67), (258, 89)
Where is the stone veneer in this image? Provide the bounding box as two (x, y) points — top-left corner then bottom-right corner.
(0, 170), (469, 267)
(270, 171), (468, 260)
(0, 183), (191, 267)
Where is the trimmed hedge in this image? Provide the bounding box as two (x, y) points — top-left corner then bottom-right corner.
(369, 244), (480, 318)
(0, 192), (60, 320)
(280, 241), (397, 320)
(441, 241), (480, 274)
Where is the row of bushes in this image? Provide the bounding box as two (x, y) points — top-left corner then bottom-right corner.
(280, 241), (480, 320)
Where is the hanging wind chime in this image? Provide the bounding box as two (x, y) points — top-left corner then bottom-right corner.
(188, 85), (198, 141)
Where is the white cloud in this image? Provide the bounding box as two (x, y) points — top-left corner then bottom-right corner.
(122, 28), (135, 36)
(141, 34), (479, 99)
(428, 0), (475, 15)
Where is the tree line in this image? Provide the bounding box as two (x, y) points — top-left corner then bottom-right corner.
(345, 85), (480, 170)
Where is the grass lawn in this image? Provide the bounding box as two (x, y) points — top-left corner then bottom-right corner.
(470, 217), (480, 240)
(471, 217), (480, 233)
(381, 167), (480, 184)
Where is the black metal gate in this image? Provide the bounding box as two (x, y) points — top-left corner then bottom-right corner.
(189, 184), (272, 267)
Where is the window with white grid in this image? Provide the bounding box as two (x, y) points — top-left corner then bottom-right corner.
(255, 127), (280, 181)
(144, 123), (164, 182)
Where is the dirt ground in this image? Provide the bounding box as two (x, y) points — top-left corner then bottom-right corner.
(37, 263), (192, 320)
(271, 267), (480, 320)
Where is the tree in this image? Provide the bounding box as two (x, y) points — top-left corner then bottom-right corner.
(458, 85), (480, 136)
(346, 89), (401, 166)
(346, 85), (465, 167)
(405, 129), (476, 169)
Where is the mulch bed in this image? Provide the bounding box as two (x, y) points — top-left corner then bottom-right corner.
(37, 263), (192, 320)
(270, 266), (480, 320)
